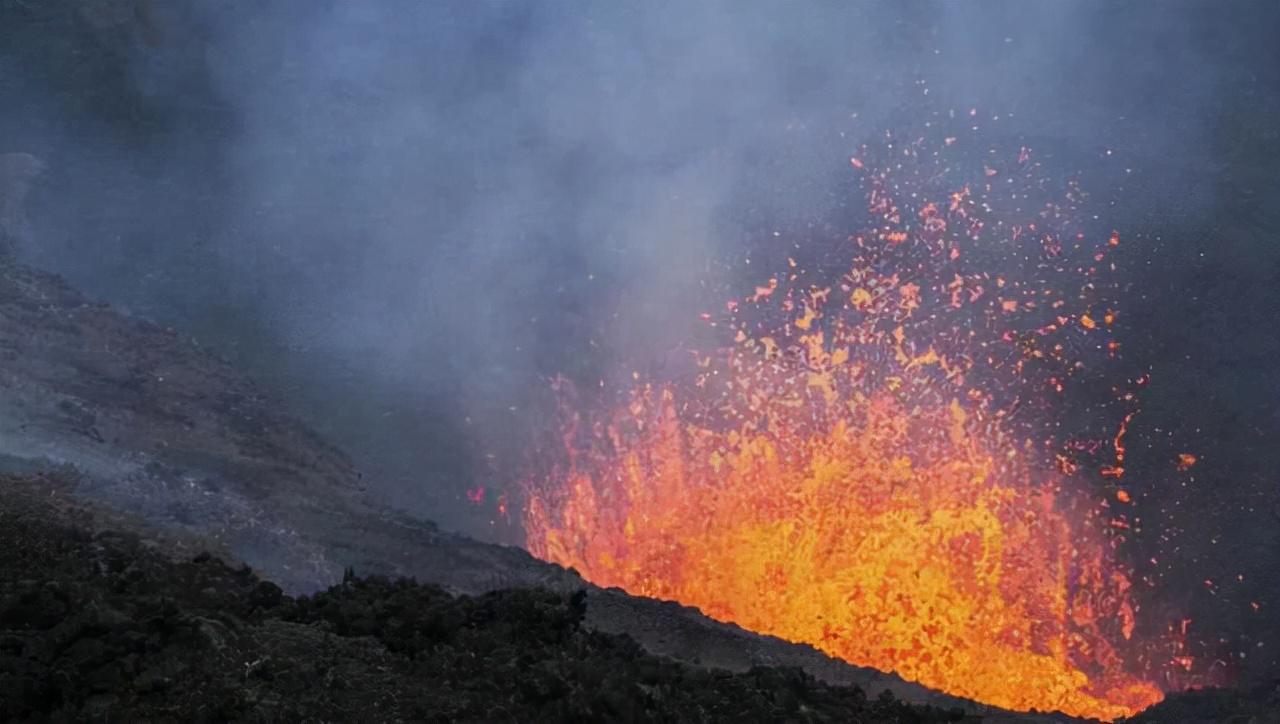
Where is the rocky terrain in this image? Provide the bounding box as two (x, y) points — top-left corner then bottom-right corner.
(0, 261), (1016, 718)
(1, 260), (1272, 721)
(0, 473), (973, 722)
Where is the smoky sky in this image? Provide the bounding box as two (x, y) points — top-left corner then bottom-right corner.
(3, 0), (1278, 548)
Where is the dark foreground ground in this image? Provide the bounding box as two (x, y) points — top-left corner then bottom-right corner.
(0, 473), (969, 723)
(3, 474), (1277, 723)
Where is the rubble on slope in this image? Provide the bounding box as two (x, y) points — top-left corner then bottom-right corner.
(0, 473), (970, 723)
(0, 260), (996, 715)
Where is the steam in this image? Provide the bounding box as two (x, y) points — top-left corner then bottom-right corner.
(2, 0), (1273, 529)
(0, 152), (45, 254)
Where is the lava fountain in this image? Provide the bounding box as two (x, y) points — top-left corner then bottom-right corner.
(524, 119), (1191, 720)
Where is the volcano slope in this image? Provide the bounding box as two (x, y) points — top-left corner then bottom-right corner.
(0, 259), (1246, 722)
(0, 473), (974, 722)
(0, 259), (995, 716)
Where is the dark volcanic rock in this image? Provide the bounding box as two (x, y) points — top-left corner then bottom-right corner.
(1122, 682), (1280, 724)
(0, 475), (972, 723)
(0, 260), (999, 716)
(0, 259), (364, 592)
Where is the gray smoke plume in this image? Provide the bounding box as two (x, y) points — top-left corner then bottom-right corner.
(1, 0), (1275, 536)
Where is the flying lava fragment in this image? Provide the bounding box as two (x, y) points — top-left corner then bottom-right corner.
(524, 123), (1197, 720)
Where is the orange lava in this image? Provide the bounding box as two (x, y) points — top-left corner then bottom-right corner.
(524, 125), (1183, 719)
(527, 385), (1164, 719)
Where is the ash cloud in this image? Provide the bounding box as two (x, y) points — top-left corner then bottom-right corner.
(2, 0), (1276, 538)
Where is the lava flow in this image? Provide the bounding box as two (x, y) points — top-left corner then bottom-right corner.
(524, 121), (1189, 720)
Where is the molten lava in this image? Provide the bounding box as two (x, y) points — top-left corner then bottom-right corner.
(524, 122), (1188, 720)
(528, 387), (1162, 719)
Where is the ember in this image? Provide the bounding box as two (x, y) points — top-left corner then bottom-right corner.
(525, 122), (1191, 720)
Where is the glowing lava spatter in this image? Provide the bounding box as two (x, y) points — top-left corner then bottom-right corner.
(524, 120), (1189, 720)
